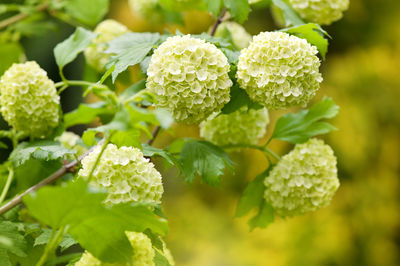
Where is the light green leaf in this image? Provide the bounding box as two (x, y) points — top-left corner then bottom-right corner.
(271, 0), (304, 26)
(23, 179), (168, 263)
(0, 42), (25, 76)
(271, 97), (339, 143)
(0, 249), (11, 266)
(0, 141), (7, 149)
(118, 80), (146, 102)
(154, 109), (174, 129)
(0, 221), (27, 258)
(281, 23), (329, 59)
(10, 141), (75, 167)
(204, 0), (223, 16)
(223, 0), (251, 23)
(54, 27), (97, 69)
(248, 201), (274, 231)
(142, 144), (181, 169)
(64, 0), (109, 26)
(64, 102), (115, 128)
(105, 32), (160, 82)
(34, 229), (77, 252)
(179, 140), (233, 186)
(154, 249), (171, 266)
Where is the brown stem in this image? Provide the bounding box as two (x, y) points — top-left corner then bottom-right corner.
(0, 139), (104, 215)
(0, 3), (49, 30)
(210, 8), (227, 37)
(147, 126), (161, 146)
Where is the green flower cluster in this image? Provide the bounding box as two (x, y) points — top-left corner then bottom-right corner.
(264, 138), (339, 216)
(0, 61), (60, 138)
(237, 31), (322, 109)
(147, 35), (232, 124)
(84, 19), (128, 72)
(75, 232), (175, 266)
(214, 21), (252, 50)
(288, 0), (350, 25)
(78, 144), (163, 205)
(200, 107), (269, 146)
(57, 131), (87, 157)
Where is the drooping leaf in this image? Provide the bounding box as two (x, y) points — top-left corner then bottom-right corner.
(179, 140), (233, 186)
(221, 84), (263, 114)
(271, 97), (339, 143)
(281, 23), (329, 59)
(0, 221), (27, 258)
(64, 102), (115, 128)
(10, 141), (75, 167)
(105, 33), (160, 82)
(64, 0), (109, 27)
(248, 201), (274, 231)
(54, 27), (97, 69)
(271, 0), (304, 26)
(142, 144), (181, 168)
(23, 179), (168, 263)
(223, 0), (251, 23)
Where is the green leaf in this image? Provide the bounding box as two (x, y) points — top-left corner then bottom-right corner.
(271, 0), (304, 26)
(0, 42), (24, 76)
(34, 230), (77, 252)
(23, 179), (168, 263)
(179, 140), (233, 186)
(221, 84), (263, 114)
(54, 27), (97, 69)
(223, 0), (251, 23)
(10, 141), (75, 167)
(281, 23), (329, 59)
(154, 109), (174, 129)
(105, 32), (160, 82)
(248, 201), (274, 231)
(64, 102), (115, 128)
(0, 249), (11, 266)
(142, 144), (181, 169)
(192, 33), (234, 49)
(118, 80), (146, 102)
(0, 221), (27, 258)
(64, 0), (109, 27)
(235, 169), (270, 217)
(204, 0), (223, 16)
(271, 97), (339, 143)
(154, 249), (171, 266)
(0, 141), (7, 149)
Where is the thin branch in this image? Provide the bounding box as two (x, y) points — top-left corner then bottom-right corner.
(210, 8), (228, 36)
(0, 139), (104, 216)
(147, 126), (161, 146)
(0, 3), (48, 30)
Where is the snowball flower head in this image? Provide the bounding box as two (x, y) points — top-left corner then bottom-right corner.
(79, 144), (163, 205)
(75, 232), (175, 266)
(147, 35), (232, 124)
(200, 106), (269, 146)
(264, 138), (339, 216)
(84, 19), (128, 72)
(214, 21), (252, 50)
(236, 31), (322, 109)
(0, 61), (60, 138)
(288, 0), (349, 25)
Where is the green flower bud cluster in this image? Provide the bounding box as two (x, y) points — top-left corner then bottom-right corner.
(84, 19), (129, 72)
(147, 35), (232, 124)
(237, 31), (322, 109)
(0, 61), (60, 138)
(214, 21), (252, 50)
(128, 0), (158, 18)
(288, 0), (350, 25)
(200, 107), (269, 146)
(57, 131), (87, 157)
(75, 232), (175, 266)
(264, 138), (339, 216)
(78, 144), (163, 205)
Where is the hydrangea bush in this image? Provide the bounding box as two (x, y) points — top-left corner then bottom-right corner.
(0, 0), (347, 265)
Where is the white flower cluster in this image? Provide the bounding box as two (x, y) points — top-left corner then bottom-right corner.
(84, 19), (128, 72)
(214, 21), (252, 50)
(200, 107), (269, 146)
(0, 61), (60, 138)
(264, 138), (339, 216)
(147, 35), (232, 124)
(289, 0), (350, 25)
(75, 232), (175, 266)
(237, 31), (322, 109)
(78, 144), (163, 205)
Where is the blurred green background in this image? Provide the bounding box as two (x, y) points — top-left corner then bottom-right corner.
(2, 0), (400, 265)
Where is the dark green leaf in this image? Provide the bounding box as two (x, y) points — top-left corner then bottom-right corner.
(204, 0), (223, 16)
(64, 102), (115, 128)
(154, 249), (171, 266)
(10, 141), (75, 167)
(235, 168), (270, 217)
(23, 179), (168, 263)
(105, 33), (160, 82)
(64, 0), (109, 26)
(271, 97), (339, 143)
(248, 201), (274, 230)
(281, 23), (329, 59)
(179, 140), (233, 186)
(0, 221), (27, 257)
(223, 0), (251, 23)
(221, 84), (263, 114)
(143, 229), (163, 250)
(271, 0), (304, 26)
(54, 27), (97, 69)
(34, 229), (77, 252)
